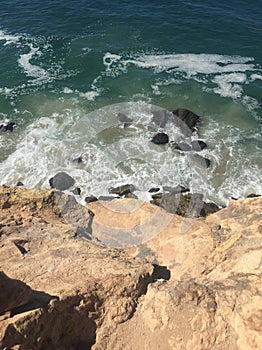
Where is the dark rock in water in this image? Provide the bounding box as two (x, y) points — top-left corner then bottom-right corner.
(0, 122), (16, 132)
(49, 172), (75, 191)
(117, 113), (133, 128)
(172, 108), (200, 132)
(109, 184), (135, 196)
(151, 193), (163, 200)
(191, 154), (211, 168)
(163, 185), (190, 194)
(151, 110), (170, 128)
(191, 140), (207, 151)
(151, 133), (169, 145)
(150, 191), (220, 217)
(148, 187), (161, 193)
(72, 157), (83, 164)
(16, 181), (24, 187)
(200, 202), (220, 216)
(98, 195), (119, 201)
(171, 142), (192, 152)
(247, 193), (261, 198)
(125, 192), (138, 199)
(71, 187), (81, 195)
(85, 195), (98, 203)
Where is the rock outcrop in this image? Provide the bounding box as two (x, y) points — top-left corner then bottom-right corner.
(0, 186), (261, 349)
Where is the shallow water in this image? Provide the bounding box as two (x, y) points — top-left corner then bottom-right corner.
(0, 1), (261, 205)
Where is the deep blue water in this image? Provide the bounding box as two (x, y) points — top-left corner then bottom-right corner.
(0, 0), (261, 204)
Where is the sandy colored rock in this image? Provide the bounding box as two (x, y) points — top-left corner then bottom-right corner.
(0, 186), (261, 349)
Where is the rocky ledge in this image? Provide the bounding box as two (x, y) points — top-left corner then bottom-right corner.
(0, 186), (261, 349)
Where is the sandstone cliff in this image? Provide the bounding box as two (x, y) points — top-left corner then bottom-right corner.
(0, 186), (261, 349)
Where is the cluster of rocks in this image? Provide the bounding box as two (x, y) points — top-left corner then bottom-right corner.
(118, 108), (211, 168)
(150, 187), (220, 217)
(47, 170), (220, 218)
(149, 108), (211, 168)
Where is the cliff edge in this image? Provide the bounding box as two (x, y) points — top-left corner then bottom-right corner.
(0, 186), (261, 349)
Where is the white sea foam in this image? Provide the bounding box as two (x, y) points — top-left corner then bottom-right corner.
(0, 30), (21, 46)
(18, 44), (51, 83)
(250, 73), (262, 81)
(1, 101), (261, 205)
(102, 52), (260, 105)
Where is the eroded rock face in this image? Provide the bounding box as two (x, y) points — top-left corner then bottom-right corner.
(0, 186), (153, 350)
(0, 186), (261, 350)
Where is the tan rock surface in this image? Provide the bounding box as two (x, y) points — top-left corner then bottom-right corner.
(0, 186), (261, 349)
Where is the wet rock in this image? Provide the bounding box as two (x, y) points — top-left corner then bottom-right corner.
(71, 187), (81, 195)
(72, 156), (83, 164)
(171, 142), (192, 151)
(0, 122), (16, 132)
(125, 192), (138, 199)
(85, 195), (98, 204)
(191, 140), (207, 151)
(148, 187), (161, 193)
(172, 108), (200, 131)
(16, 181), (24, 187)
(191, 154), (211, 168)
(49, 172), (75, 191)
(247, 193), (261, 198)
(151, 110), (170, 128)
(151, 133), (169, 145)
(163, 185), (190, 194)
(200, 202), (220, 216)
(151, 192), (218, 218)
(109, 184), (135, 197)
(117, 113), (133, 128)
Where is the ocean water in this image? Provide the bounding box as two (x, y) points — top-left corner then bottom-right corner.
(0, 0), (261, 206)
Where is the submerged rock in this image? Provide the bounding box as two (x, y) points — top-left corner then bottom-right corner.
(172, 108), (200, 132)
(191, 154), (211, 168)
(117, 112), (133, 127)
(171, 142), (192, 151)
(151, 110), (170, 128)
(151, 133), (169, 145)
(0, 122), (16, 132)
(49, 172), (75, 191)
(191, 140), (207, 151)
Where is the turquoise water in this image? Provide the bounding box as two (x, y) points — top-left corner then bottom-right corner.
(0, 0), (261, 205)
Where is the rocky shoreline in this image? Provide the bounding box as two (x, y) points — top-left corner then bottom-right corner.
(1, 108), (261, 349)
(0, 185), (262, 349)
